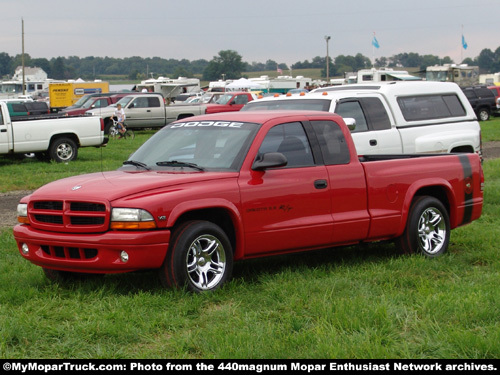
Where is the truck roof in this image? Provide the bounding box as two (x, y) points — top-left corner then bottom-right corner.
(171, 109), (345, 124)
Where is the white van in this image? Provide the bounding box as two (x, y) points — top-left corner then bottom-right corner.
(242, 81), (481, 156)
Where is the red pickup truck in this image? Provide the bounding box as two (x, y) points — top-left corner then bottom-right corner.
(13, 111), (484, 292)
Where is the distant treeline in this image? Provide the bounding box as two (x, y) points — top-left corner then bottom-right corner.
(1, 46), (499, 81)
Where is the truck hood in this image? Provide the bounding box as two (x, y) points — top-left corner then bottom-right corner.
(27, 170), (237, 203)
(86, 106), (115, 117)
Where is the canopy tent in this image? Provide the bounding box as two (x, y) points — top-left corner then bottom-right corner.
(225, 78), (263, 91)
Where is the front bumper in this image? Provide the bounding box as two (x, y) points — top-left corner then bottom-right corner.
(13, 224), (170, 274)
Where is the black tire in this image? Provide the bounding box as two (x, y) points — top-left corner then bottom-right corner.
(49, 137), (78, 162)
(124, 129), (135, 140)
(104, 119), (113, 135)
(395, 196), (450, 257)
(159, 221), (233, 292)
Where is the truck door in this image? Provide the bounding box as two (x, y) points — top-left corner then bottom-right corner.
(239, 121), (333, 256)
(0, 107), (10, 154)
(334, 97), (402, 155)
(310, 119), (370, 243)
(126, 96), (163, 127)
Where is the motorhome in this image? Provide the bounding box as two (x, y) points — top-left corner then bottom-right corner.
(249, 75), (312, 94)
(354, 68), (421, 83)
(426, 64), (479, 87)
(135, 77), (201, 100)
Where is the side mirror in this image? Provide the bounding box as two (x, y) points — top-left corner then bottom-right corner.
(252, 152), (288, 170)
(343, 117), (356, 131)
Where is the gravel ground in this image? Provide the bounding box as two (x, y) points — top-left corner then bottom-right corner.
(2, 142), (500, 229)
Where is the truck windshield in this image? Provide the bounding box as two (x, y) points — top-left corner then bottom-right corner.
(215, 94), (234, 105)
(125, 121), (260, 171)
(116, 96), (134, 107)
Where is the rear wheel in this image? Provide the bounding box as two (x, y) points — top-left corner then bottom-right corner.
(396, 196), (450, 257)
(49, 137), (78, 162)
(478, 108), (490, 121)
(159, 221), (233, 292)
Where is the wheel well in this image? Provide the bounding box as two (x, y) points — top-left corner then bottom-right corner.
(172, 208), (237, 251)
(177, 113), (194, 120)
(413, 186), (450, 214)
(450, 145), (474, 153)
(50, 133), (80, 147)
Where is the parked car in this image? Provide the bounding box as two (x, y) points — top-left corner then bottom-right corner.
(462, 85), (496, 121)
(488, 85), (500, 115)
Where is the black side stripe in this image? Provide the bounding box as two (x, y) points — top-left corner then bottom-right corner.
(458, 154), (473, 225)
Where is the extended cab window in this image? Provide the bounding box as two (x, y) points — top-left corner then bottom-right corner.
(397, 94), (466, 121)
(258, 122), (314, 167)
(311, 120), (350, 165)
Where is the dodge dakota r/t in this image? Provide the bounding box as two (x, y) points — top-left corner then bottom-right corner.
(13, 111), (484, 292)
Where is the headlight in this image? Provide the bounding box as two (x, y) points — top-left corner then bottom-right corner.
(17, 203), (29, 224)
(110, 208), (156, 230)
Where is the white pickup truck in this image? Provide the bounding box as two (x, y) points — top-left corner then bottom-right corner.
(242, 81), (482, 156)
(0, 101), (107, 162)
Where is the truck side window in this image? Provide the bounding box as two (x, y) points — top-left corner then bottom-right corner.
(234, 95), (249, 105)
(0, 108), (3, 125)
(311, 120), (350, 165)
(360, 97), (391, 131)
(335, 100), (368, 132)
(132, 97), (149, 108)
(258, 122), (314, 167)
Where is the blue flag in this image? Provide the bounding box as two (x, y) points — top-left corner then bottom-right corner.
(372, 35), (380, 49)
(462, 35), (468, 50)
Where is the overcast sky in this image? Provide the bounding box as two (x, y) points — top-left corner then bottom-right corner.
(2, 0), (499, 66)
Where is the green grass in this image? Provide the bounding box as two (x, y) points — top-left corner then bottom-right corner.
(1, 126), (499, 359)
(481, 116), (500, 142)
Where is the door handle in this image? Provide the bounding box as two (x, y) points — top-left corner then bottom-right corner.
(314, 179), (328, 189)
(369, 139), (377, 146)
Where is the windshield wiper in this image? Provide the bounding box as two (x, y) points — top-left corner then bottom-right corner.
(156, 160), (205, 171)
(122, 160), (151, 170)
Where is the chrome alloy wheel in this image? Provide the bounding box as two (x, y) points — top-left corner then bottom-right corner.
(55, 142), (74, 161)
(417, 207), (447, 255)
(186, 234), (227, 290)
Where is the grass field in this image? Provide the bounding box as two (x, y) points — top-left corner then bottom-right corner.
(0, 119), (499, 359)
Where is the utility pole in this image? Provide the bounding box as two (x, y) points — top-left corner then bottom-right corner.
(22, 18), (25, 95)
(325, 36), (331, 83)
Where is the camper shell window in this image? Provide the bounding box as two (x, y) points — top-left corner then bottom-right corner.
(397, 94), (466, 121)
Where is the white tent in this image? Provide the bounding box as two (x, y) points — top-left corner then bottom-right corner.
(225, 78), (263, 91)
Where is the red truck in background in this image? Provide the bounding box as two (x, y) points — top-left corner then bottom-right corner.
(13, 111), (484, 292)
(59, 93), (132, 116)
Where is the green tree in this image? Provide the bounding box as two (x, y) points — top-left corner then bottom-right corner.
(202, 50), (244, 81)
(0, 52), (13, 77)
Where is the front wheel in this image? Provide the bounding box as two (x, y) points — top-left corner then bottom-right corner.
(395, 196), (450, 257)
(159, 221), (233, 292)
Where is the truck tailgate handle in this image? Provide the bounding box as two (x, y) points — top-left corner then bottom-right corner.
(369, 139), (378, 146)
(314, 179), (328, 189)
